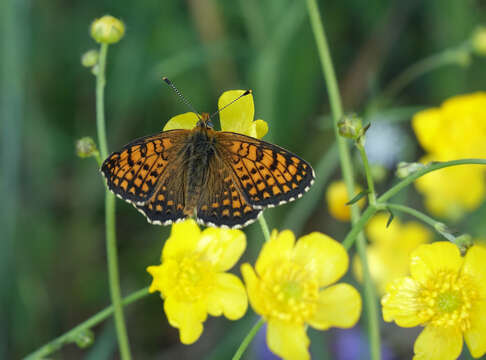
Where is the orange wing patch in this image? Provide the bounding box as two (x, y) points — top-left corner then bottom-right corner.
(215, 132), (315, 209)
(101, 130), (189, 204)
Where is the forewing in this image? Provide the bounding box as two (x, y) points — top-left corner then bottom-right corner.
(214, 131), (315, 209)
(101, 130), (189, 204)
(196, 156), (261, 229)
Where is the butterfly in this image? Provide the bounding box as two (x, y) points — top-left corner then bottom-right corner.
(101, 101), (315, 229)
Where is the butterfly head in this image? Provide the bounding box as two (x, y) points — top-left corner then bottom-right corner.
(197, 112), (214, 129)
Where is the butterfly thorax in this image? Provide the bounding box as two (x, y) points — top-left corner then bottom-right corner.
(182, 126), (218, 216)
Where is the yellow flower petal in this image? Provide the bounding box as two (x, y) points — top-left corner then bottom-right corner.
(465, 300), (486, 358)
(413, 325), (463, 360)
(206, 273), (248, 320)
(412, 108), (444, 154)
(254, 119), (268, 138)
(267, 320), (310, 360)
(255, 230), (295, 275)
(462, 245), (486, 298)
(325, 181), (366, 221)
(219, 90), (256, 136)
(162, 220), (201, 261)
(163, 112), (199, 131)
(241, 263), (266, 316)
(164, 296), (207, 344)
(147, 259), (178, 297)
(197, 227), (246, 272)
(381, 277), (423, 327)
(308, 283), (362, 330)
(410, 242), (463, 286)
(293, 232), (348, 287)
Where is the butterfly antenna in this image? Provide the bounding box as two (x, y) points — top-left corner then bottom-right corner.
(162, 77), (202, 121)
(209, 90), (251, 120)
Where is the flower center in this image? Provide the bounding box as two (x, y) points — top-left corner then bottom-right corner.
(259, 261), (319, 324)
(417, 270), (478, 331)
(174, 254), (213, 301)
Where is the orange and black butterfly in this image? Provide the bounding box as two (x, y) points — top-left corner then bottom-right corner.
(101, 85), (315, 229)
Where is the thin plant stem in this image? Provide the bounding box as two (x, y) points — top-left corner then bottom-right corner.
(258, 214), (271, 241)
(380, 159), (486, 203)
(306, 1), (381, 359)
(232, 318), (264, 360)
(341, 159), (486, 249)
(357, 143), (377, 205)
(384, 203), (451, 237)
(96, 43), (132, 360)
(23, 288), (150, 360)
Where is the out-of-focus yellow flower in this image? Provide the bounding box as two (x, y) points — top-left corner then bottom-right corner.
(147, 219), (248, 344)
(90, 15), (125, 44)
(353, 213), (432, 295)
(412, 93), (486, 219)
(326, 180), (366, 221)
(164, 90), (268, 138)
(241, 230), (361, 360)
(382, 242), (486, 360)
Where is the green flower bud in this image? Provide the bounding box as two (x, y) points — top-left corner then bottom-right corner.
(81, 49), (99, 67)
(395, 161), (425, 179)
(338, 113), (362, 139)
(455, 234), (473, 255)
(90, 15), (125, 44)
(472, 26), (486, 56)
(76, 137), (98, 158)
(73, 329), (94, 349)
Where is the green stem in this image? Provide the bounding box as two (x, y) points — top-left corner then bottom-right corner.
(96, 42), (132, 360)
(375, 44), (471, 107)
(23, 288), (149, 360)
(232, 318), (264, 360)
(380, 159), (486, 203)
(384, 203), (450, 236)
(305, 1), (381, 359)
(357, 143), (377, 205)
(258, 214), (271, 241)
(341, 159), (486, 250)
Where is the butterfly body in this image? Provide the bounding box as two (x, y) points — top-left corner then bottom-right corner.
(101, 114), (315, 229)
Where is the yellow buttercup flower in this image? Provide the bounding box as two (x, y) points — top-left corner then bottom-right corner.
(147, 219), (248, 344)
(353, 213), (432, 295)
(164, 90), (268, 138)
(241, 230), (362, 360)
(326, 180), (366, 221)
(412, 93), (486, 219)
(382, 242), (486, 359)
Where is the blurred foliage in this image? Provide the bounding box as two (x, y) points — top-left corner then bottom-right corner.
(2, 0), (486, 359)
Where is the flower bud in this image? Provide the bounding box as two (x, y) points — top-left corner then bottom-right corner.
(395, 161), (425, 179)
(81, 49), (99, 67)
(73, 329), (94, 348)
(455, 234), (473, 254)
(76, 137), (98, 158)
(472, 26), (486, 56)
(90, 15), (125, 44)
(338, 113), (363, 140)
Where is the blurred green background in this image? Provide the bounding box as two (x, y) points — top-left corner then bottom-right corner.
(2, 0), (486, 359)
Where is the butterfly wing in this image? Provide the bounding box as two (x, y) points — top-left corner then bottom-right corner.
(195, 155), (261, 229)
(133, 159), (188, 225)
(214, 131), (315, 209)
(101, 130), (189, 204)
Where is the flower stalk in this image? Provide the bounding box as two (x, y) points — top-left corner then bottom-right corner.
(306, 0), (381, 358)
(95, 42), (132, 360)
(24, 288), (149, 360)
(231, 319), (264, 360)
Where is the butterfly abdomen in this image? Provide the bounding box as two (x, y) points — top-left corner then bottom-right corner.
(182, 129), (218, 214)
